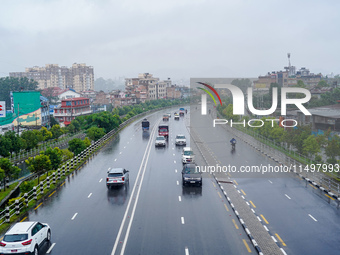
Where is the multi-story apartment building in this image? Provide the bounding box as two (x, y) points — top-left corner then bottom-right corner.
(53, 97), (92, 126)
(125, 73), (173, 100)
(10, 63), (94, 92)
(254, 67), (322, 90)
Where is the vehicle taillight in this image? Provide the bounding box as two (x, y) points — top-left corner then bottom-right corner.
(22, 239), (32, 246)
(107, 178), (109, 182)
(0, 241), (6, 247)
(122, 177), (125, 181)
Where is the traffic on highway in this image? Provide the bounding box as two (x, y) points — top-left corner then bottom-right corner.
(6, 106), (340, 255)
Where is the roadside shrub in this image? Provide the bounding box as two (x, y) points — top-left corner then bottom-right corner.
(20, 181), (34, 194)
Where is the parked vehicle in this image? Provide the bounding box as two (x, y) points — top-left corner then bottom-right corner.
(0, 221), (51, 255)
(106, 168), (129, 188)
(142, 118), (150, 131)
(158, 124), (169, 138)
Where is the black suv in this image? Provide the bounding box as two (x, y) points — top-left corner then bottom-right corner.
(182, 163), (202, 186)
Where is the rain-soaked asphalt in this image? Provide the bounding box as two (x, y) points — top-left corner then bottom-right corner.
(21, 106), (340, 255)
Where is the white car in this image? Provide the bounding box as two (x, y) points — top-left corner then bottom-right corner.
(155, 136), (166, 147)
(182, 147), (195, 164)
(175, 134), (187, 146)
(0, 221), (51, 255)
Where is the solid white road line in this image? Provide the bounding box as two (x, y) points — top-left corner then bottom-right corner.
(120, 126), (156, 255)
(308, 214), (318, 222)
(111, 120), (158, 255)
(46, 243), (56, 253)
(181, 217), (185, 224)
(88, 193), (92, 198)
(71, 213), (78, 220)
(285, 194), (291, 200)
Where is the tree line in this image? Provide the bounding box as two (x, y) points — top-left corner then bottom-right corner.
(0, 97), (188, 188)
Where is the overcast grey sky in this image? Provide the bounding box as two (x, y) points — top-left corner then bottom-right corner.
(0, 0), (339, 81)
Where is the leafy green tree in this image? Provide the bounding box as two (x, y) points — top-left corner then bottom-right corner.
(316, 80), (329, 88)
(39, 127), (52, 141)
(325, 137), (340, 163)
(4, 131), (23, 155)
(68, 138), (86, 155)
(0, 158), (20, 190)
(302, 135), (320, 157)
(20, 181), (34, 193)
(61, 149), (74, 161)
(222, 104), (239, 121)
(25, 154), (52, 182)
(0, 135), (11, 157)
(50, 116), (58, 127)
(67, 123), (76, 134)
(21, 130), (39, 150)
(87, 127), (105, 141)
(84, 137), (91, 147)
(296, 80), (306, 88)
(41, 147), (62, 170)
(50, 124), (63, 139)
(0, 168), (5, 190)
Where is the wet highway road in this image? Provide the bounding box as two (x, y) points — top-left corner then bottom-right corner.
(190, 106), (340, 255)
(24, 107), (255, 255)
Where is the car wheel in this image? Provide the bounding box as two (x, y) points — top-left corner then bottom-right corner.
(32, 245), (39, 255)
(107, 185), (110, 189)
(47, 230), (51, 242)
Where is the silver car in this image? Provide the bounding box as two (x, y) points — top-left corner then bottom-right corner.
(106, 168), (129, 188)
(155, 136), (166, 147)
(175, 134), (187, 146)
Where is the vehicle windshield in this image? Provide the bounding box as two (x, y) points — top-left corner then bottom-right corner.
(156, 136), (165, 140)
(108, 173), (123, 177)
(183, 166), (197, 174)
(159, 128), (168, 132)
(184, 151), (193, 156)
(4, 234), (28, 242)
(177, 136), (185, 139)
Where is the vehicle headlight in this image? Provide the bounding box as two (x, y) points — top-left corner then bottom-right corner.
(184, 177), (190, 181)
